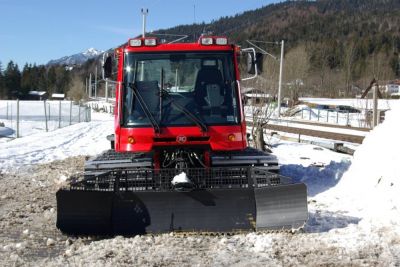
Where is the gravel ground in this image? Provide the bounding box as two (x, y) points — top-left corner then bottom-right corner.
(1, 157), (399, 266)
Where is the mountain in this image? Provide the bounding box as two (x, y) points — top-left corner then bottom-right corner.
(47, 48), (103, 66)
(152, 0), (400, 97)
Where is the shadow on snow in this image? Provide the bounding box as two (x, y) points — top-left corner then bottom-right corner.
(280, 159), (351, 197)
(305, 210), (361, 233)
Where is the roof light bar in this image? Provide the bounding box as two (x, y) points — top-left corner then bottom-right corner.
(144, 38), (157, 46)
(129, 38), (158, 47)
(215, 37), (228, 45)
(129, 39), (142, 47)
(199, 36), (229, 46)
(201, 37), (213, 45)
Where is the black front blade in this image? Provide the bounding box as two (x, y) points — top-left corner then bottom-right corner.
(56, 190), (114, 235)
(255, 183), (308, 230)
(57, 189), (256, 235)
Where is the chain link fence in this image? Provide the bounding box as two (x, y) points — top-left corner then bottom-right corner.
(0, 100), (91, 139)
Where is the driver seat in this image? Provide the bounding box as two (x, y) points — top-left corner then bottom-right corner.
(194, 67), (225, 115)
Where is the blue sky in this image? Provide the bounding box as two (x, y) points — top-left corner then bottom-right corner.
(0, 0), (278, 69)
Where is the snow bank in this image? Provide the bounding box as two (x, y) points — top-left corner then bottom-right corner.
(273, 142), (351, 197)
(319, 101), (400, 226)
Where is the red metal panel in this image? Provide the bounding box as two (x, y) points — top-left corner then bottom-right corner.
(117, 125), (245, 152)
(114, 47), (124, 151)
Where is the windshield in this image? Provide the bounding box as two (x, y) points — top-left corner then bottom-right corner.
(122, 52), (239, 128)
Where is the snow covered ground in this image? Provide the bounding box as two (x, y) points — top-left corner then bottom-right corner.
(246, 98), (395, 128)
(0, 100), (399, 266)
(245, 104), (370, 128)
(300, 97), (396, 110)
(0, 100), (91, 140)
(0, 112), (113, 172)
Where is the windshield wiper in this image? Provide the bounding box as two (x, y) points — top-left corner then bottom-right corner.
(160, 89), (208, 133)
(128, 82), (161, 134)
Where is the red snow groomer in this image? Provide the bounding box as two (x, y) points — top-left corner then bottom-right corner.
(56, 35), (308, 235)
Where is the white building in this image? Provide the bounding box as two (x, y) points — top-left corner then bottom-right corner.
(385, 84), (400, 96)
(51, 93), (65, 100)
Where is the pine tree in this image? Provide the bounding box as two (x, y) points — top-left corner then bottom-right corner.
(55, 66), (71, 94)
(47, 66), (57, 95)
(20, 63), (32, 95)
(0, 61), (5, 99)
(37, 66), (48, 92)
(4, 61), (21, 99)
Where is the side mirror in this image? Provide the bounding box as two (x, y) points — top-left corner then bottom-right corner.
(103, 56), (112, 79)
(246, 52), (264, 75)
(242, 48), (260, 81)
(247, 53), (255, 75)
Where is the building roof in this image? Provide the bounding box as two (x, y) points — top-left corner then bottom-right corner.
(28, 91), (47, 96)
(245, 93), (271, 98)
(51, 93), (65, 98)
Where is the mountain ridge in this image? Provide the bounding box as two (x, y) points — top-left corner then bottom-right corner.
(47, 48), (103, 66)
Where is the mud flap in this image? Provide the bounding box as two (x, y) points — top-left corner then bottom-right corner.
(57, 189), (256, 235)
(255, 183), (308, 229)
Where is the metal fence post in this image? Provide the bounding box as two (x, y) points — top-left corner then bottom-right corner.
(48, 103), (51, 121)
(346, 111), (350, 126)
(69, 101), (72, 125)
(16, 99), (20, 138)
(78, 102), (81, 123)
(44, 100), (48, 132)
(317, 109), (320, 121)
(58, 100), (61, 128)
(373, 84), (378, 128)
(301, 109), (304, 119)
(326, 110), (329, 123)
(309, 109), (312, 120)
(336, 111), (339, 124)
(105, 78), (109, 102)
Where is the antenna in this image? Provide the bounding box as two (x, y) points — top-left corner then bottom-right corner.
(141, 8), (148, 38)
(193, 4), (196, 24)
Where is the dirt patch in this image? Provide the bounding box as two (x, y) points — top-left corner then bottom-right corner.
(0, 157), (86, 265)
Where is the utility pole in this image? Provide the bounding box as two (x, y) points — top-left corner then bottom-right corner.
(277, 40), (284, 118)
(85, 77), (88, 96)
(89, 73), (92, 98)
(373, 83), (378, 128)
(105, 78), (109, 102)
(141, 8), (148, 38)
(94, 65), (98, 99)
